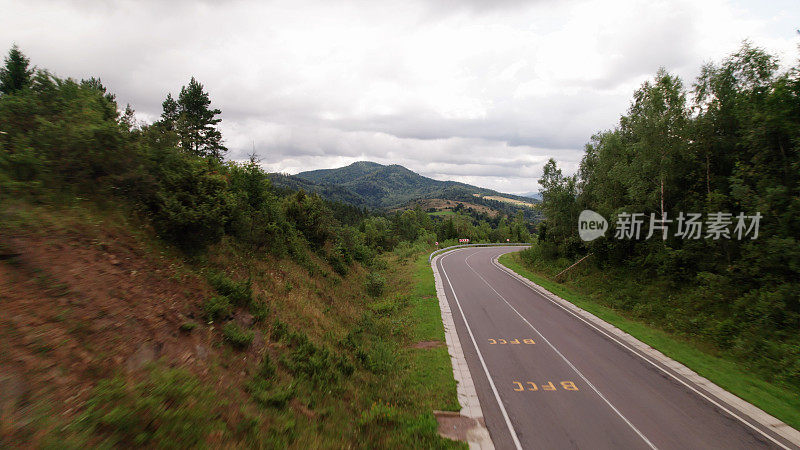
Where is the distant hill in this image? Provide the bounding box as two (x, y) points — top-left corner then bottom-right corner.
(267, 173), (370, 207)
(294, 161), (538, 211)
(519, 191), (542, 201)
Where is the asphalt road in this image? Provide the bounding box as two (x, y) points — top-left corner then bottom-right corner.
(436, 246), (797, 450)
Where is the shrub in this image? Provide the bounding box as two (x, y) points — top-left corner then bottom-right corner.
(358, 401), (401, 427)
(78, 367), (220, 447)
(249, 298), (269, 323)
(207, 271), (251, 306)
(365, 339), (397, 374)
(365, 272), (385, 298)
(222, 322), (254, 349)
(258, 353), (276, 379)
(248, 379), (295, 409)
(204, 296), (231, 321)
(179, 321), (197, 332)
(271, 319), (288, 341)
(149, 156), (232, 250)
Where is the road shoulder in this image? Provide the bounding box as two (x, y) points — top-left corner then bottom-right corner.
(431, 252), (494, 450)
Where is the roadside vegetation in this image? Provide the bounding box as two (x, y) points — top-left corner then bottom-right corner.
(0, 44), (498, 447)
(499, 252), (800, 430)
(518, 42), (800, 428)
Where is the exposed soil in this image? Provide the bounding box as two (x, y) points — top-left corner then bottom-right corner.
(434, 410), (488, 443)
(411, 340), (444, 349)
(0, 226), (263, 443)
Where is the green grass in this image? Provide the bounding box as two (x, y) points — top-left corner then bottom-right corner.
(73, 366), (223, 448)
(499, 251), (800, 431)
(405, 253), (461, 413)
(222, 322), (254, 349)
(428, 210), (455, 216)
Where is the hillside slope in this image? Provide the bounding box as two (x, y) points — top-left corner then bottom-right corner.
(0, 201), (461, 448)
(295, 161), (538, 210)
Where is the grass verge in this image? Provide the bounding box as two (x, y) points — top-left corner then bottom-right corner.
(498, 251), (800, 431)
(405, 253), (461, 413)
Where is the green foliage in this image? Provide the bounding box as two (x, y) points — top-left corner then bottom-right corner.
(249, 297), (269, 323)
(206, 270), (251, 306)
(204, 296), (232, 322)
(365, 272), (385, 298)
(222, 322), (254, 349)
(77, 367), (221, 448)
(295, 161), (538, 218)
(148, 155), (231, 250)
(258, 353), (277, 379)
(159, 77), (226, 160)
(248, 379), (295, 409)
(364, 339), (398, 374)
(358, 401), (401, 427)
(0, 44), (33, 94)
(277, 326), (352, 385)
(180, 321), (198, 332)
(536, 42), (800, 387)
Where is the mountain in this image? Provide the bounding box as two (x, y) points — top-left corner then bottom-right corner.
(293, 161), (539, 211)
(519, 191), (542, 201)
(267, 172), (370, 207)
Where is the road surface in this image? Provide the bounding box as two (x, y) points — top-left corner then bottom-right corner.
(435, 246), (798, 449)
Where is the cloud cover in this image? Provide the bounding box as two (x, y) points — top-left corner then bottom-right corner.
(2, 0), (798, 194)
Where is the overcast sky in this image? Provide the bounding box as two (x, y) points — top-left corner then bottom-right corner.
(2, 0), (799, 194)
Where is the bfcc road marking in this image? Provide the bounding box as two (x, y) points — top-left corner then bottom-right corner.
(462, 250), (659, 450)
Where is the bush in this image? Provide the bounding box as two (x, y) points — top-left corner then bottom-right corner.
(365, 339), (397, 374)
(258, 353), (276, 379)
(358, 401), (401, 427)
(249, 298), (269, 323)
(365, 272), (385, 298)
(179, 321), (197, 332)
(206, 270), (251, 306)
(78, 367), (220, 447)
(248, 379), (295, 409)
(204, 296), (231, 321)
(149, 155), (232, 250)
(222, 322), (254, 349)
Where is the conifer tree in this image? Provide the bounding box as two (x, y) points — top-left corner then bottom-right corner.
(0, 44), (34, 95)
(174, 77), (226, 160)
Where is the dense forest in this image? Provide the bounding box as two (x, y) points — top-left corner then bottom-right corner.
(0, 45), (529, 272)
(531, 43), (800, 387)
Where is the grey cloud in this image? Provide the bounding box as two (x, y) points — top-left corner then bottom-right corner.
(2, 0), (794, 193)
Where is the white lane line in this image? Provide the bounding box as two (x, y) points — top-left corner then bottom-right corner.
(462, 251), (659, 450)
(489, 254), (796, 450)
(439, 250), (524, 450)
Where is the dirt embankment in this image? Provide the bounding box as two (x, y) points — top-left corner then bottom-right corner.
(0, 225), (259, 442)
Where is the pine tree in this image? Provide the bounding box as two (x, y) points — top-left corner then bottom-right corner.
(175, 77), (226, 160)
(160, 93), (179, 131)
(0, 44), (34, 95)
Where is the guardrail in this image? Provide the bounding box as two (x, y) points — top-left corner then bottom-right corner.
(428, 242), (531, 263)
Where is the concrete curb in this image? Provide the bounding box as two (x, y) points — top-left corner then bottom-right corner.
(431, 252), (494, 450)
(493, 255), (800, 450)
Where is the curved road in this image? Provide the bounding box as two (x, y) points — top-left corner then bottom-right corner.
(436, 246), (797, 449)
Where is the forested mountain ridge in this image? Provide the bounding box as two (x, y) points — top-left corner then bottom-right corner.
(294, 160), (539, 211)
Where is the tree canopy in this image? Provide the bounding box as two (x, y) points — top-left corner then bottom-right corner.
(0, 44), (33, 95)
(534, 42), (800, 386)
(160, 77), (226, 160)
